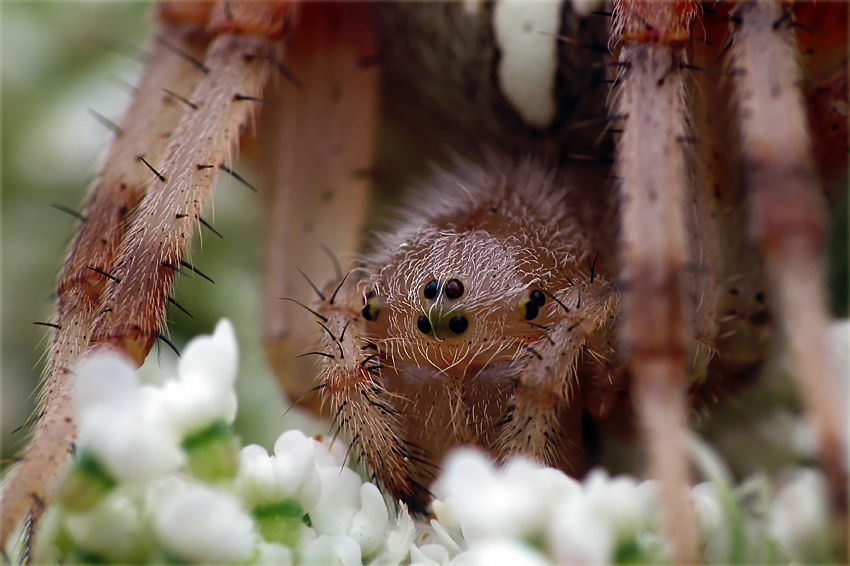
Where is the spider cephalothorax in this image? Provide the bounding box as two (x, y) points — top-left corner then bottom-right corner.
(313, 159), (621, 513)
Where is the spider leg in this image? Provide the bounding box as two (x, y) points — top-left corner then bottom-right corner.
(258, 2), (379, 416)
(497, 280), (616, 469)
(0, 11), (207, 547)
(315, 282), (431, 514)
(611, 1), (700, 562)
(90, 4), (284, 361)
(0, 1), (292, 550)
(730, 0), (848, 535)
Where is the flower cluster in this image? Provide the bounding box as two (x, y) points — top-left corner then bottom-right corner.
(420, 445), (836, 565)
(32, 321), (415, 565)
(28, 319), (841, 564)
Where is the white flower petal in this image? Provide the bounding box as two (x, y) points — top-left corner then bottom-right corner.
(691, 482), (728, 562)
(433, 449), (495, 503)
(436, 450), (547, 542)
(769, 469), (831, 561)
(378, 507), (418, 565)
(237, 431), (322, 512)
(531, 467), (582, 516)
(76, 394), (183, 484)
(73, 353), (138, 412)
(431, 500), (455, 530)
(549, 495), (613, 565)
(349, 482), (389, 556)
(151, 479), (255, 563)
(273, 431), (321, 510)
(156, 373), (237, 436)
(428, 519), (464, 556)
(310, 466), (364, 535)
(330, 533), (364, 566)
(141, 320), (240, 438)
(410, 543), (449, 566)
(314, 437), (349, 468)
(255, 541), (294, 565)
(64, 493), (146, 562)
(237, 444), (277, 507)
(465, 540), (549, 566)
(178, 318), (238, 387)
(301, 533), (362, 566)
(583, 470), (649, 537)
(300, 534), (337, 565)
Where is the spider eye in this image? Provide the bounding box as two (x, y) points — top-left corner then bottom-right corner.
(517, 289), (545, 321)
(448, 315), (468, 334)
(417, 315), (432, 334)
(423, 279), (439, 300)
(361, 293), (380, 322)
(445, 278), (464, 299)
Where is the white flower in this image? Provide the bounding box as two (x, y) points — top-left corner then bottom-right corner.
(769, 468), (832, 561)
(73, 350), (138, 410)
(150, 477), (255, 563)
(434, 450), (550, 542)
(409, 543), (450, 566)
(64, 492), (148, 562)
(51, 318), (843, 565)
(433, 448), (665, 565)
(549, 496), (612, 565)
(313, 436), (350, 468)
(70, 320), (242, 487)
(463, 539), (550, 566)
(690, 482), (729, 562)
(73, 353), (184, 485)
(151, 319), (239, 437)
(300, 533), (363, 566)
(550, 470), (656, 565)
(310, 465), (367, 535)
(348, 483), (390, 556)
(255, 541), (294, 565)
(237, 430), (322, 512)
(424, 517), (464, 557)
(377, 508), (418, 566)
(238, 429), (412, 563)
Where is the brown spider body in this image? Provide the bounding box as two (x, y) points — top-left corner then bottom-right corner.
(1, 1), (847, 561)
(315, 160), (621, 510)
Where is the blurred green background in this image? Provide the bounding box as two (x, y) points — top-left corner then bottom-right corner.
(1, 2), (325, 469)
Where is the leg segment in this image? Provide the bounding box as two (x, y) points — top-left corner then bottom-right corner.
(730, 0), (848, 537)
(0, 1), (292, 550)
(498, 279), (616, 469)
(612, 1), (698, 562)
(260, 2), (378, 416)
(315, 283), (431, 514)
(90, 13), (284, 361)
(0, 15), (210, 547)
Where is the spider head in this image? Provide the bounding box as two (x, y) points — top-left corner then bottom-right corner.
(362, 229), (554, 369)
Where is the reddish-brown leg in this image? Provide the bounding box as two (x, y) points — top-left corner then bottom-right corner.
(0, 0), (294, 550)
(314, 279), (431, 514)
(612, 1), (699, 562)
(259, 2), (379, 416)
(730, 0), (848, 542)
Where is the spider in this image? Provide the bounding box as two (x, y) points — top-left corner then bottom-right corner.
(1, 1), (847, 562)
